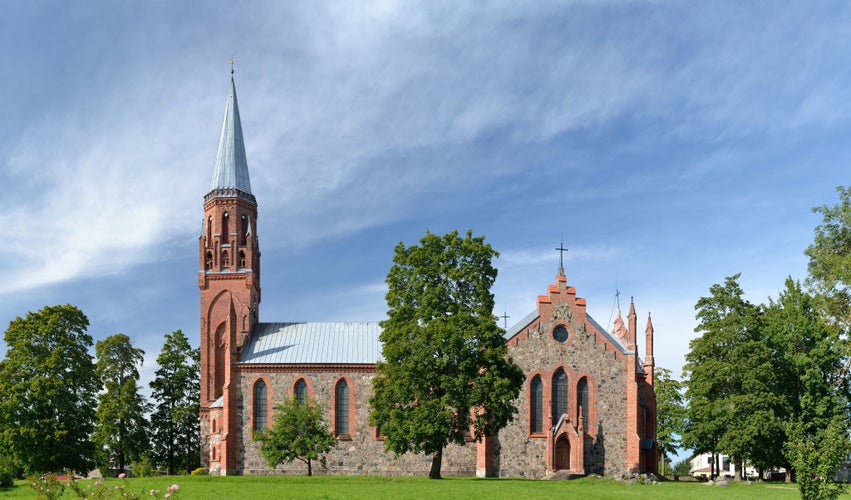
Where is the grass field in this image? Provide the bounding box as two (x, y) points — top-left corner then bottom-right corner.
(2, 474), (848, 499)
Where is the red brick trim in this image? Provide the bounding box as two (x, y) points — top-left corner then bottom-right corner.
(291, 376), (315, 402)
(237, 363), (376, 373)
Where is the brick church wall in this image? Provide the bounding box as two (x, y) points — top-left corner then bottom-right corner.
(232, 367), (477, 476)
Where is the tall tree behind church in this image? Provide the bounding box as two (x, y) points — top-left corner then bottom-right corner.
(93, 334), (150, 474)
(806, 185), (851, 330)
(150, 330), (200, 474)
(683, 275), (785, 479)
(370, 230), (524, 479)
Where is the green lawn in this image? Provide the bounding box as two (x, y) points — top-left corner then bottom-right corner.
(3, 475), (848, 499)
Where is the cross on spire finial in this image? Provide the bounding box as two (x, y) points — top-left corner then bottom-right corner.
(500, 310), (510, 329)
(230, 57), (237, 75)
(555, 240), (568, 275)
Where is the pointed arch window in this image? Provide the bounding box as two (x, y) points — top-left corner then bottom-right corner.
(221, 250), (230, 268)
(239, 250), (246, 269)
(295, 379), (308, 405)
(552, 369), (568, 424)
(207, 216), (212, 243)
(335, 379), (350, 438)
(254, 380), (268, 432)
(240, 215), (248, 245)
(530, 375), (543, 434)
(222, 212), (230, 243)
(577, 377), (589, 428)
(205, 251), (213, 270)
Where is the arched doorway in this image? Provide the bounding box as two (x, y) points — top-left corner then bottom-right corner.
(555, 435), (571, 471)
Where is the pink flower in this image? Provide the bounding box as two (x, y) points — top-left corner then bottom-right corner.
(168, 484), (180, 492)
(118, 473), (126, 479)
(164, 494), (170, 499)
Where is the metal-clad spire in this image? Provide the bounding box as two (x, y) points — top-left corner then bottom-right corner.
(209, 77), (252, 195)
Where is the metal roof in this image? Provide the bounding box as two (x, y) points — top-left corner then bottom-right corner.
(241, 322), (382, 364)
(209, 77), (252, 195)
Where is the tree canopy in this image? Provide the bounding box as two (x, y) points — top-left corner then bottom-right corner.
(654, 367), (685, 475)
(370, 230), (524, 479)
(0, 304), (99, 474)
(92, 334), (150, 474)
(806, 185), (851, 327)
(255, 397), (335, 476)
(149, 330), (200, 474)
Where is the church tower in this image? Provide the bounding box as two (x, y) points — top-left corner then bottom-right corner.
(199, 74), (260, 408)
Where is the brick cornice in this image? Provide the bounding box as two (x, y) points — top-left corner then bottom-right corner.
(237, 363), (377, 374)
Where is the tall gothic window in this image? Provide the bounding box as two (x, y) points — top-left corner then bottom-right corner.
(335, 379), (350, 437)
(295, 379), (308, 405)
(254, 380), (268, 432)
(240, 215), (248, 245)
(578, 377), (589, 428)
(530, 375), (543, 434)
(552, 369), (568, 424)
(206, 216), (212, 242)
(222, 212), (229, 243)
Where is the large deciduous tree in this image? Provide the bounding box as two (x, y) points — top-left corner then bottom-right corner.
(0, 304), (98, 474)
(255, 397), (335, 476)
(805, 185), (851, 328)
(370, 230), (524, 479)
(683, 274), (784, 480)
(654, 367), (685, 477)
(767, 279), (850, 499)
(150, 330), (200, 474)
(92, 334), (150, 475)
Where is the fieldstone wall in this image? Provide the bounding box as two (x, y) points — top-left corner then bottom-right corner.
(232, 366), (477, 476)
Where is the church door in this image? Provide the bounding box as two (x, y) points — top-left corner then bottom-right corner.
(555, 435), (571, 471)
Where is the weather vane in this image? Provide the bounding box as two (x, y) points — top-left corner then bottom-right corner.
(230, 57), (237, 74)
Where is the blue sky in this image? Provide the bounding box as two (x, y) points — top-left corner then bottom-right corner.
(1, 1), (849, 410)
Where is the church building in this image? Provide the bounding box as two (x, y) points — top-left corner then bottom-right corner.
(199, 76), (658, 478)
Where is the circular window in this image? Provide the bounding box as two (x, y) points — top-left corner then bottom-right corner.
(553, 325), (568, 343)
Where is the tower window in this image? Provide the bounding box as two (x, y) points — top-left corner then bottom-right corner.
(552, 369), (568, 424)
(207, 216), (212, 242)
(241, 215), (248, 245)
(254, 379), (268, 432)
(205, 251), (213, 270)
(222, 212), (229, 243)
(335, 379), (350, 438)
(222, 250), (230, 268)
(239, 250), (246, 269)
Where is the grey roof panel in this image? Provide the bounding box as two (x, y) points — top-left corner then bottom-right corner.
(504, 309), (540, 339)
(209, 77), (252, 195)
(241, 322), (382, 364)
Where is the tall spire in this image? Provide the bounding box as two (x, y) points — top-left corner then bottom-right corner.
(209, 76), (252, 195)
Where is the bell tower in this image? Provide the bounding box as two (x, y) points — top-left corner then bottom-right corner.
(199, 74), (260, 408)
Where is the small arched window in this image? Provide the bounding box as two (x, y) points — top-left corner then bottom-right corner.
(212, 419), (217, 433)
(335, 379), (350, 437)
(552, 369), (568, 424)
(222, 212), (230, 243)
(222, 250), (230, 268)
(206, 216), (212, 243)
(295, 379), (308, 405)
(254, 380), (268, 432)
(239, 250), (246, 269)
(577, 377), (589, 428)
(212, 446), (217, 461)
(205, 251), (213, 270)
(530, 375), (543, 434)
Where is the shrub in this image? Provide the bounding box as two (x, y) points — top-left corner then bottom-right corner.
(0, 455), (18, 488)
(27, 473), (65, 500)
(190, 467), (209, 476)
(131, 456), (158, 478)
